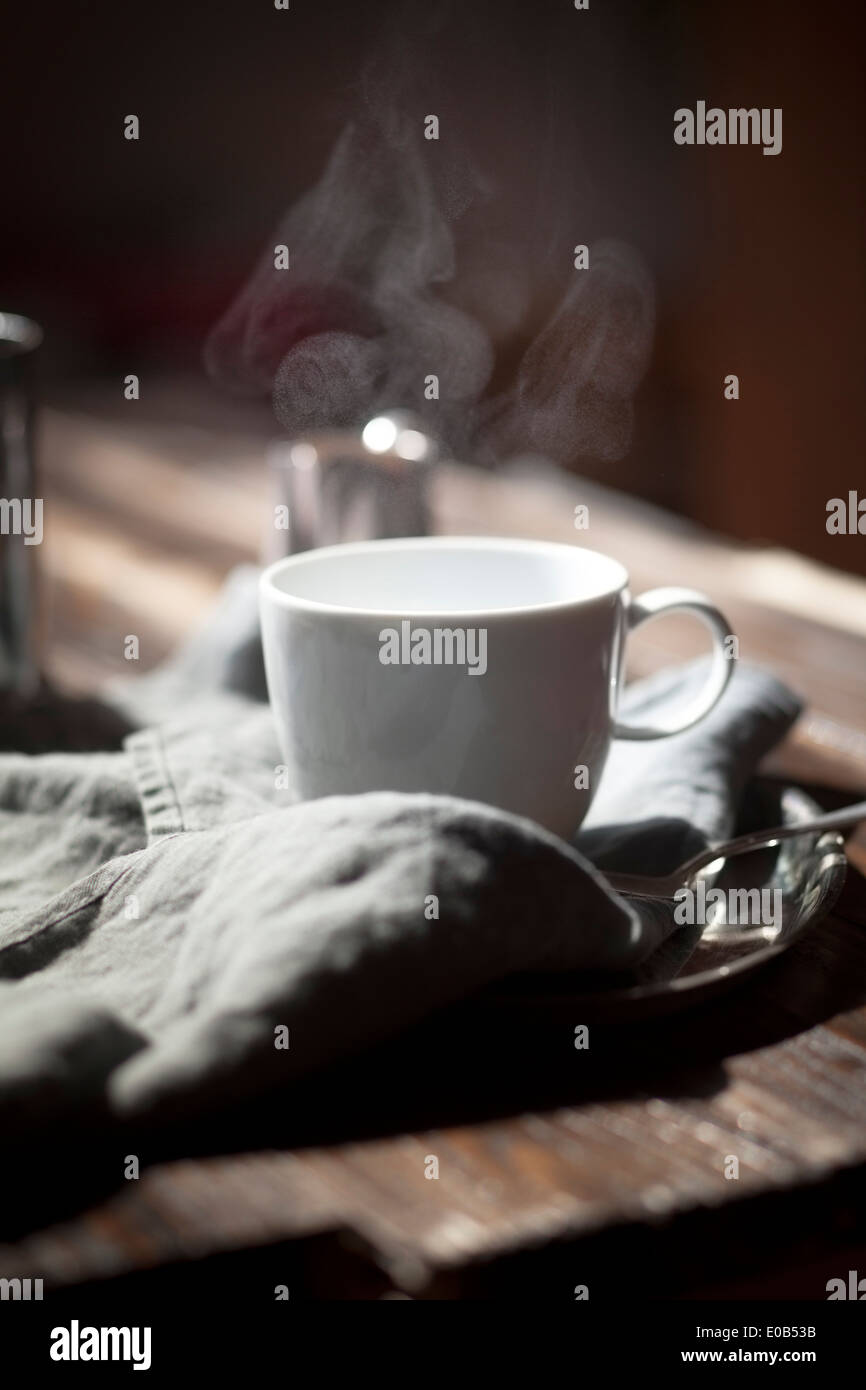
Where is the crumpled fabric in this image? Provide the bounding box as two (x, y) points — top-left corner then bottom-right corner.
(0, 568), (802, 1130)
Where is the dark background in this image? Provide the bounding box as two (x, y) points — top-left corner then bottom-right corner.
(2, 0), (864, 575)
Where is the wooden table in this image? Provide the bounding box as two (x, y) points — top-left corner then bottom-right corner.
(1, 401), (865, 1300)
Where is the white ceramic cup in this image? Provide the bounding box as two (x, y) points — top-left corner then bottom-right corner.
(260, 536), (734, 839)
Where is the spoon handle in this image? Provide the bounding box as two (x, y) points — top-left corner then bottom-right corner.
(680, 800), (866, 880)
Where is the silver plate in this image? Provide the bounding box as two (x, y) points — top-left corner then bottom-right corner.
(492, 784), (848, 1021)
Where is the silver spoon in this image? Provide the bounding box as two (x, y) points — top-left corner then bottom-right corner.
(603, 800), (866, 899)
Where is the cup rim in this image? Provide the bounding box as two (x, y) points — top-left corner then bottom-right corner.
(260, 535), (629, 620)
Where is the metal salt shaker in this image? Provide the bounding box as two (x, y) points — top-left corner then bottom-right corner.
(0, 312), (42, 694)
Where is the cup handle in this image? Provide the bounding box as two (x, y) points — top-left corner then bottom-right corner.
(613, 587), (735, 740)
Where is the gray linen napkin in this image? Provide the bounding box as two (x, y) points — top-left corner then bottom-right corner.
(0, 568), (801, 1129)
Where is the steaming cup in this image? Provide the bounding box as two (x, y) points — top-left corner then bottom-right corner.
(260, 536), (734, 839)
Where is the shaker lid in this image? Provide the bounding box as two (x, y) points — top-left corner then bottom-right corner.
(0, 312), (42, 383)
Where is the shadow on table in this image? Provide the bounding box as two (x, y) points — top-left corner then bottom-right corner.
(0, 686), (135, 753)
(2, 869), (865, 1243)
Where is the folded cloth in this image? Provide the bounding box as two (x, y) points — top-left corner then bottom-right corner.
(0, 569), (802, 1131)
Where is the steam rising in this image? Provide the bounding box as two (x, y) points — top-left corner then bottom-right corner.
(507, 241), (655, 462)
(205, 6), (655, 466)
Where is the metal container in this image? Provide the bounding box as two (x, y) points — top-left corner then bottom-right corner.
(267, 410), (437, 559)
(0, 312), (42, 693)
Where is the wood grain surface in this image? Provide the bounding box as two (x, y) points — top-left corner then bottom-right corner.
(2, 401), (865, 1298)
